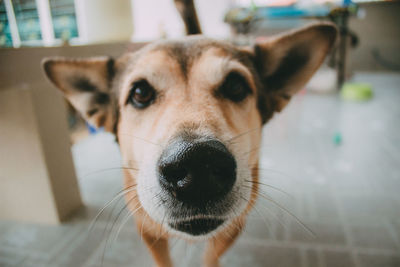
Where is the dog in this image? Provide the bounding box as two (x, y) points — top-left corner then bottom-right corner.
(42, 1), (337, 266)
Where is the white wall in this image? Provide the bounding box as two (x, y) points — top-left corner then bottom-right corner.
(130, 0), (233, 41)
(75, 0), (133, 44)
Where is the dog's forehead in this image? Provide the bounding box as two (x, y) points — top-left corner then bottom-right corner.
(131, 37), (253, 78)
(115, 37), (257, 102)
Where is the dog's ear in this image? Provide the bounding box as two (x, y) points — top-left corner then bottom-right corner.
(42, 57), (117, 131)
(253, 23), (337, 121)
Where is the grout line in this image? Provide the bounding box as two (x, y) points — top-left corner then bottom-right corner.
(317, 247), (326, 267)
(45, 225), (86, 264)
(314, 130), (362, 267)
(299, 247), (308, 267)
(327, 192), (361, 267)
(237, 238), (400, 256)
(383, 218), (400, 251)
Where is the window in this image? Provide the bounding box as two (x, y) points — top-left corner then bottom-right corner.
(13, 0), (42, 45)
(0, 0), (79, 48)
(0, 1), (13, 47)
(49, 0), (78, 40)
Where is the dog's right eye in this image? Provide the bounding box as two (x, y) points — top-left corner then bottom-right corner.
(128, 80), (156, 109)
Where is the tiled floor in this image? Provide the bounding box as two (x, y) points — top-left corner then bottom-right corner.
(1, 72), (400, 267)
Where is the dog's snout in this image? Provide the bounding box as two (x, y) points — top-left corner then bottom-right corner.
(158, 138), (236, 206)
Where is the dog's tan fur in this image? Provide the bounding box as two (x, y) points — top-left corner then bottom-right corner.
(43, 23), (337, 267)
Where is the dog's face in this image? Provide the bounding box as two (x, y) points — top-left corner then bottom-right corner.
(116, 40), (263, 237)
(43, 24), (336, 238)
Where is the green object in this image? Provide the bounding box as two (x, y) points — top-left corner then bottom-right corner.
(341, 82), (373, 101)
(333, 132), (342, 146)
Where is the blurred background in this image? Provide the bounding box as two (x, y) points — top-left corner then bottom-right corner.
(0, 0), (399, 266)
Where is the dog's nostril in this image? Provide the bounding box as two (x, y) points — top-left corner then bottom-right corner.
(176, 175), (192, 189)
(157, 137), (237, 206)
(162, 167), (187, 183)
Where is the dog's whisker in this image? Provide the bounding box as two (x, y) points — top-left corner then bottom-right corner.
(235, 144), (274, 158)
(240, 146), (262, 157)
(91, 185), (139, 266)
(114, 186), (162, 242)
(241, 195), (274, 233)
(243, 180), (292, 198)
(225, 126), (262, 144)
(101, 194), (138, 266)
(220, 228), (233, 242)
(248, 192), (290, 234)
(158, 205), (168, 238)
(140, 212), (150, 241)
(118, 133), (163, 147)
(249, 190), (315, 237)
(149, 230), (165, 250)
(81, 166), (140, 178)
(113, 204), (142, 243)
(237, 171), (281, 182)
(139, 191), (166, 238)
(249, 167), (295, 181)
(88, 185), (137, 234)
(148, 216), (170, 250)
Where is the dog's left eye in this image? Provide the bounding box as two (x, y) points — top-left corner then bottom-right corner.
(128, 80), (156, 109)
(218, 72), (252, 102)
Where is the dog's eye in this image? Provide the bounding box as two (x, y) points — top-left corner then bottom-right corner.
(218, 72), (251, 102)
(128, 81), (156, 109)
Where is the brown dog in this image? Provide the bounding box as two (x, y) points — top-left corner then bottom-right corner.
(42, 8), (337, 266)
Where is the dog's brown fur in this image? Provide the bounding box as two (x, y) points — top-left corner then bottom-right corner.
(43, 19), (337, 267)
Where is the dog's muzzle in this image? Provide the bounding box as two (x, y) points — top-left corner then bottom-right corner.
(157, 135), (237, 235)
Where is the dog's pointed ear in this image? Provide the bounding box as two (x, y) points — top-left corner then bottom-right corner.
(42, 57), (117, 132)
(253, 23), (337, 121)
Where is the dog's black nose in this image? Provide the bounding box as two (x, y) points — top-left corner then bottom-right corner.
(158, 137), (236, 207)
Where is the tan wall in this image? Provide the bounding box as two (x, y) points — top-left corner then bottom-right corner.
(0, 42), (136, 89)
(349, 2), (400, 71)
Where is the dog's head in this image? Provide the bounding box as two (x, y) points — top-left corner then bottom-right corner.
(43, 23), (336, 238)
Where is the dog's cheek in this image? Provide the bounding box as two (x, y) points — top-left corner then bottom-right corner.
(136, 149), (168, 223)
(225, 107), (261, 218)
(224, 139), (252, 212)
(118, 127), (167, 223)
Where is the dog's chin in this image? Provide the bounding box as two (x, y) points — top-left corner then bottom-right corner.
(168, 218), (225, 237)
